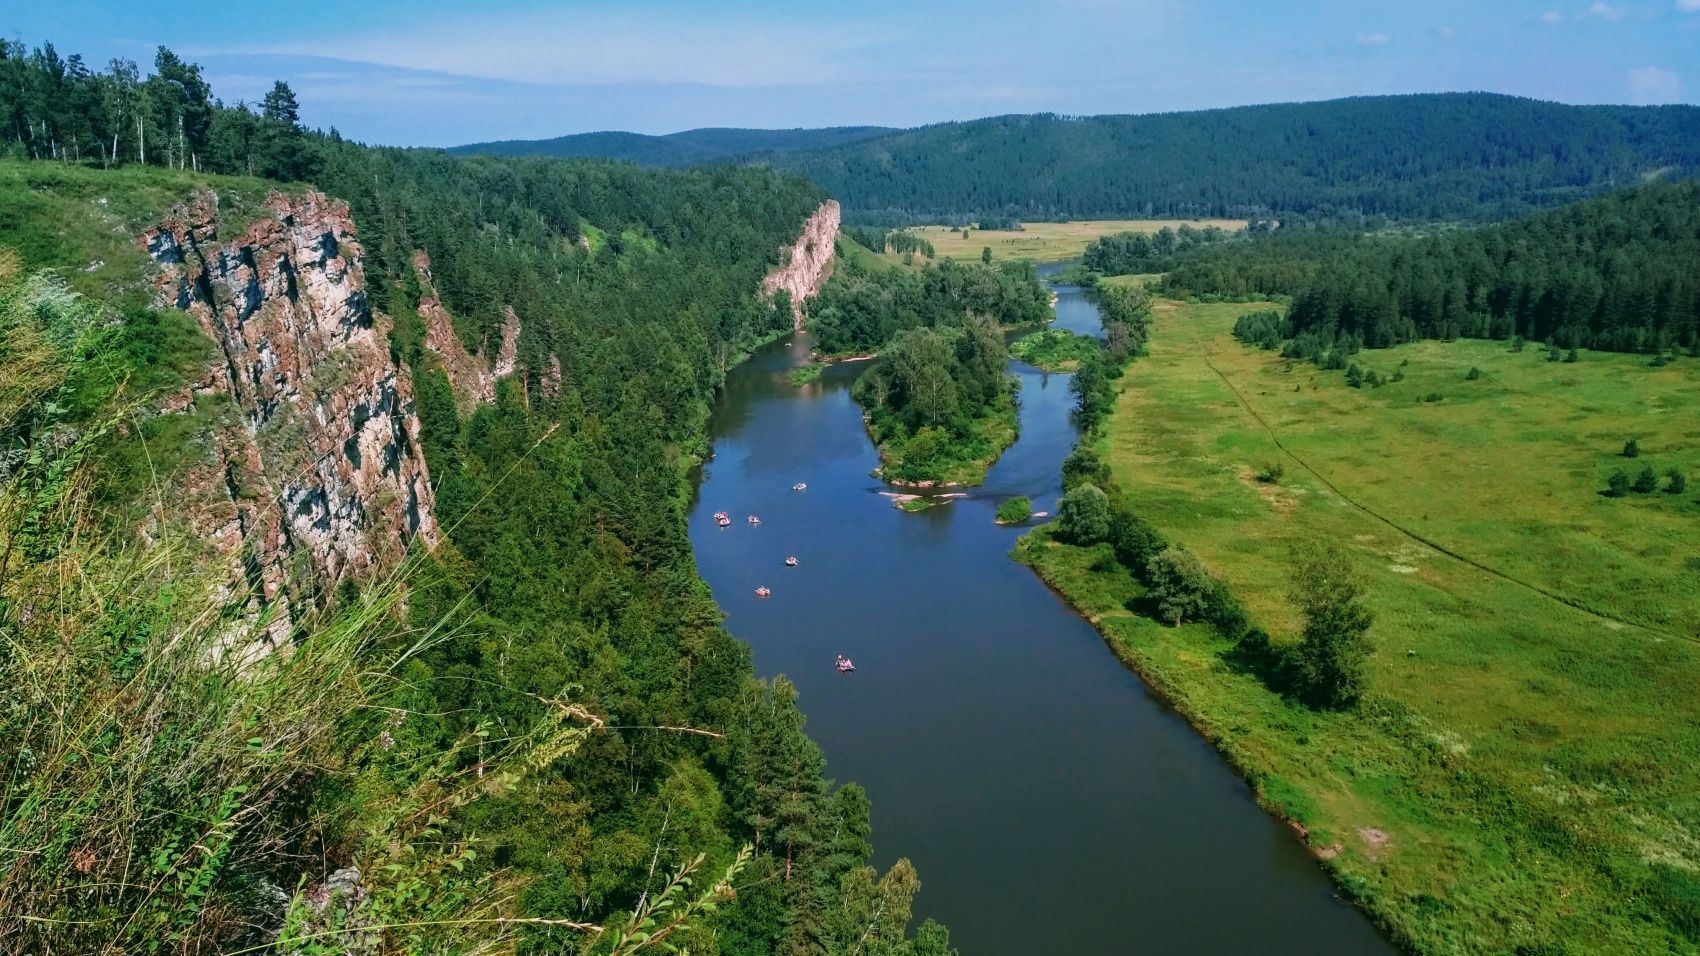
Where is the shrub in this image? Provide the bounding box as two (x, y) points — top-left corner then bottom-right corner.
(1146, 547), (1215, 626)
(1055, 482), (1111, 545)
(1203, 582), (1249, 640)
(1633, 466), (1661, 494)
(1423, 392), (1443, 403)
(1061, 446), (1112, 491)
(1256, 461), (1285, 484)
(1346, 364), (1365, 388)
(1548, 344), (1563, 362)
(995, 495), (1032, 524)
(1391, 368), (1405, 383)
(1623, 440), (1641, 458)
(1466, 366), (1482, 380)
(1607, 469), (1632, 497)
(1108, 504), (1168, 571)
(1565, 347), (1579, 363)
(1667, 470), (1688, 495)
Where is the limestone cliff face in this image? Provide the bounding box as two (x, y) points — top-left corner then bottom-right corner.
(413, 250), (523, 411)
(763, 200), (840, 329)
(144, 190), (439, 638)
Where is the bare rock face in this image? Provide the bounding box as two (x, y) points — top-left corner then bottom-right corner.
(144, 190), (439, 642)
(763, 200), (840, 329)
(414, 251), (524, 411)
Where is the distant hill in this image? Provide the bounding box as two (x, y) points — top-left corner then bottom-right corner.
(457, 94), (1700, 223)
(449, 125), (898, 165)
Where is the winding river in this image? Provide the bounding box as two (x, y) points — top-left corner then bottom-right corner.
(688, 268), (1394, 954)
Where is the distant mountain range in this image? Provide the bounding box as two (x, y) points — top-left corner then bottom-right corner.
(449, 126), (898, 166)
(451, 94), (1700, 223)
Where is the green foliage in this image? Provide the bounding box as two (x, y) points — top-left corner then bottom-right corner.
(1288, 542), (1375, 710)
(995, 495), (1032, 524)
(1145, 547), (1217, 626)
(790, 362), (825, 387)
(1061, 445), (1113, 491)
(1633, 465), (1661, 494)
(1466, 366), (1482, 380)
(1009, 328), (1101, 372)
(1256, 461), (1285, 484)
(809, 253), (1051, 355)
(702, 94), (1700, 222)
(1667, 469), (1688, 495)
(1055, 482), (1111, 545)
(1607, 468), (1632, 497)
(1623, 439), (1641, 458)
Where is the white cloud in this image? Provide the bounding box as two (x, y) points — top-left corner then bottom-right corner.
(1436, 24), (1456, 36)
(1628, 66), (1682, 102)
(1585, 2), (1627, 19)
(1355, 32), (1390, 46)
(217, 9), (890, 89)
(1678, 0), (1700, 11)
(1542, 10), (1564, 23)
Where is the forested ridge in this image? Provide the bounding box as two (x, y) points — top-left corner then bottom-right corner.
(451, 126), (899, 166)
(0, 39), (955, 956)
(1128, 182), (1700, 357)
(458, 93), (1700, 224)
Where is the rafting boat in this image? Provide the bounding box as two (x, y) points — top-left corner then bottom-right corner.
(785, 556), (799, 567)
(755, 586), (771, 598)
(747, 515), (761, 525)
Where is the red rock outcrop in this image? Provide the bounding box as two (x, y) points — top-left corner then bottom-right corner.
(413, 251), (525, 410)
(144, 190), (438, 643)
(763, 200), (840, 329)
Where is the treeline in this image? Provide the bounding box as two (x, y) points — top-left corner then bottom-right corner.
(843, 225), (936, 259)
(751, 94), (1700, 222)
(809, 253), (1051, 355)
(1048, 288), (1375, 710)
(0, 37), (955, 955)
(0, 40), (317, 180)
(852, 314), (1014, 484)
(1082, 224), (1245, 275)
(1281, 182), (1700, 355)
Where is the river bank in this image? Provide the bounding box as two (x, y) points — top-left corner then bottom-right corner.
(687, 290), (1393, 953)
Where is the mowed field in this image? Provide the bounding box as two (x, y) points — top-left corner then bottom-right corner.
(1023, 288), (1700, 953)
(902, 219), (1247, 263)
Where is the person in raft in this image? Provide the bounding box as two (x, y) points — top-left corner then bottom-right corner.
(835, 655), (855, 672)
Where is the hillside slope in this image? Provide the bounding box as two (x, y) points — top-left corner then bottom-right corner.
(463, 94), (1700, 223)
(451, 125), (897, 165)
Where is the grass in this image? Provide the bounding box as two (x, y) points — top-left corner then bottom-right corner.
(1019, 296), (1700, 954)
(896, 220), (1249, 265)
(1009, 328), (1101, 373)
(790, 363), (825, 387)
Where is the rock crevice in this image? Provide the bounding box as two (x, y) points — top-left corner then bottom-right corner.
(145, 190), (439, 641)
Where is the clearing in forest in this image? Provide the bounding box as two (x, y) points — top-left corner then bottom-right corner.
(1038, 289), (1700, 953)
(904, 219), (1248, 264)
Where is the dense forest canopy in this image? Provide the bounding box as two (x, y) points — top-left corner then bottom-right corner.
(456, 94), (1700, 224)
(809, 250), (1052, 355)
(0, 38), (957, 955)
(1156, 182), (1700, 357)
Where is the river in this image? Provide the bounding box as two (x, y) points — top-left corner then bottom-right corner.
(687, 267), (1394, 953)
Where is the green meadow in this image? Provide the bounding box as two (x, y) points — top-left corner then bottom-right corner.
(1017, 294), (1700, 954)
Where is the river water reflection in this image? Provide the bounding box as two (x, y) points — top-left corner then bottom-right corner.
(687, 266), (1393, 954)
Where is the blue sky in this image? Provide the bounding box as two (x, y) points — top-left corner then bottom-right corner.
(10, 0), (1699, 146)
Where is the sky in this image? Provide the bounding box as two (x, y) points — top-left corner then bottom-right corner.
(10, 0), (1700, 147)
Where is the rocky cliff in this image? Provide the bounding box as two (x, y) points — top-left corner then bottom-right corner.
(414, 250), (534, 412)
(144, 190), (439, 642)
(763, 200), (840, 329)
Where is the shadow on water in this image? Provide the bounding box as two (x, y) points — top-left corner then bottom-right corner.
(688, 280), (1395, 954)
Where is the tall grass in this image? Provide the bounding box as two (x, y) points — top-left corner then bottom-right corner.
(0, 255), (739, 954)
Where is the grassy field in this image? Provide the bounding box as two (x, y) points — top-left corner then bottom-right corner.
(899, 219), (1248, 264)
(1017, 296), (1700, 954)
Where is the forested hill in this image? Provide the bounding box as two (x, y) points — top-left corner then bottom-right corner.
(459, 93), (1700, 223)
(761, 94), (1700, 222)
(451, 125), (898, 165)
(1, 38), (956, 955)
